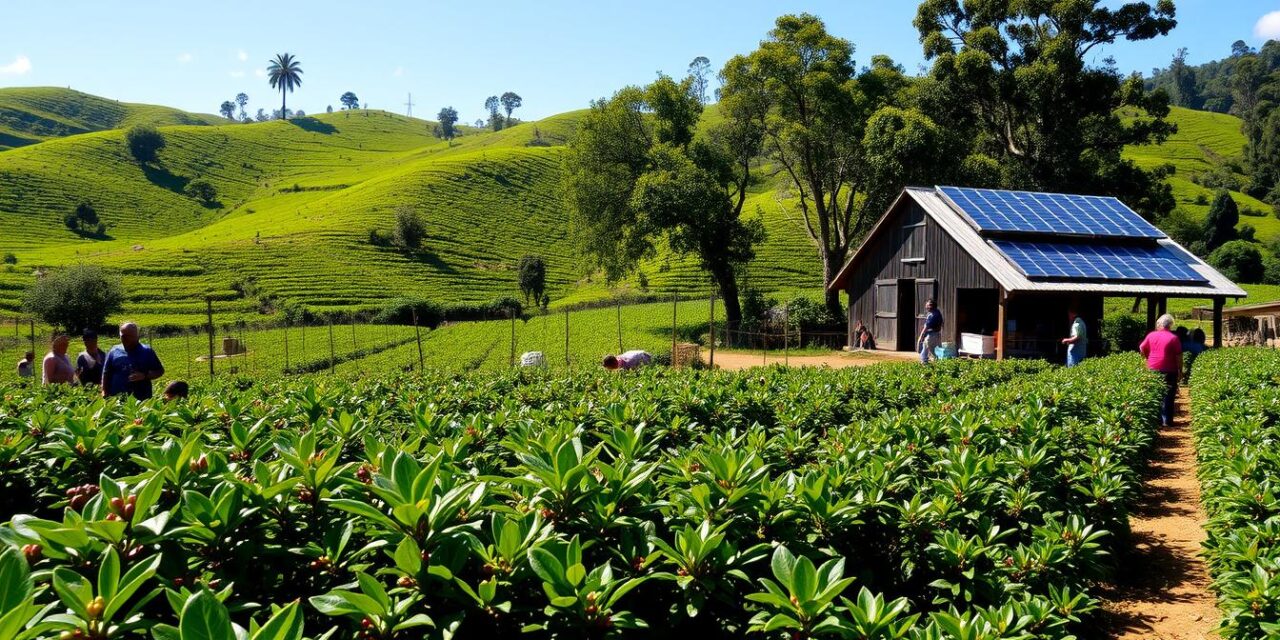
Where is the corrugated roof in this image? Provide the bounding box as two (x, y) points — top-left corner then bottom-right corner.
(829, 187), (1247, 299)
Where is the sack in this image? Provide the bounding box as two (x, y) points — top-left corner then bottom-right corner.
(519, 351), (547, 368)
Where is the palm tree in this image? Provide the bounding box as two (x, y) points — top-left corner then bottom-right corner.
(266, 53), (303, 119)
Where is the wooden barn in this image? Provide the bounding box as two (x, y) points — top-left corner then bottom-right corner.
(828, 186), (1246, 360)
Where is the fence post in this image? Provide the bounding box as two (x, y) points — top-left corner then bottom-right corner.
(412, 309), (424, 372)
(708, 290), (716, 369)
(185, 331), (192, 379)
(328, 318), (336, 375)
(509, 310), (516, 368)
(564, 308), (570, 367)
(205, 298), (215, 380)
(671, 291), (677, 362)
(283, 320), (290, 374)
(29, 319), (35, 359)
(784, 322), (789, 367)
(616, 301), (622, 353)
(350, 314), (358, 353)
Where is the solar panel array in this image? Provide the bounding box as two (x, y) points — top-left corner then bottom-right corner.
(939, 186), (1165, 239)
(992, 240), (1208, 283)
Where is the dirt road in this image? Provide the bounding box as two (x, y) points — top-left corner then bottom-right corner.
(1097, 388), (1218, 639)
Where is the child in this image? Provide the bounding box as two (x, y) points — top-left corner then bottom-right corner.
(163, 380), (189, 401)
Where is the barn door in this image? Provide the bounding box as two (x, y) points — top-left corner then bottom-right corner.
(873, 280), (897, 348)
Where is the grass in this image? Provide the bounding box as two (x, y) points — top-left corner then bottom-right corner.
(0, 90), (1276, 334)
(0, 87), (223, 150)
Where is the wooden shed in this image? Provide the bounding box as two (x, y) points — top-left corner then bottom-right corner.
(828, 186), (1246, 359)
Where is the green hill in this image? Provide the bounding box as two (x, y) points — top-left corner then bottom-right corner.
(0, 87), (223, 150)
(1124, 106), (1275, 240)
(0, 95), (821, 328)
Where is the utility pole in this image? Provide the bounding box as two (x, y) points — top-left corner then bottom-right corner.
(404, 93), (414, 118)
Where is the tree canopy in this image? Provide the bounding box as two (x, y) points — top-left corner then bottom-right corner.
(267, 53), (303, 117)
(563, 75), (764, 327)
(913, 0), (1178, 220)
(517, 255), (547, 305)
(125, 124), (165, 164)
(500, 92), (522, 123)
(437, 107), (459, 141)
(23, 265), (125, 333)
(340, 92), (359, 110)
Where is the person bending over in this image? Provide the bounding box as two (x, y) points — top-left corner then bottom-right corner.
(602, 350), (651, 371)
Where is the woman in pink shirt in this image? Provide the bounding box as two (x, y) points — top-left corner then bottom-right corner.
(1139, 314), (1182, 427)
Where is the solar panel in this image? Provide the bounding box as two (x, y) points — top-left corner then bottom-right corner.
(992, 240), (1208, 283)
(939, 186), (1165, 239)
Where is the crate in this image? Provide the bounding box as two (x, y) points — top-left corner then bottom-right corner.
(672, 343), (701, 368)
(960, 333), (995, 356)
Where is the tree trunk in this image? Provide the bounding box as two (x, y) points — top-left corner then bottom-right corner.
(281, 90), (287, 120)
(822, 253), (842, 320)
(714, 268), (742, 332)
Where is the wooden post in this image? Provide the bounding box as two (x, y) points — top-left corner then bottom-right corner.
(616, 301), (622, 354)
(186, 331), (192, 379)
(1213, 296), (1224, 349)
(283, 321), (290, 373)
(412, 309), (424, 371)
(996, 289), (1007, 361)
(351, 315), (358, 353)
(671, 291), (677, 362)
(1146, 296), (1157, 330)
(28, 319), (34, 359)
(328, 318), (336, 374)
(205, 298), (215, 379)
(564, 308), (570, 367)
(708, 290), (716, 369)
(509, 311), (516, 367)
(784, 321), (789, 366)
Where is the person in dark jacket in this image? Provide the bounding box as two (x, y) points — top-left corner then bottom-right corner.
(75, 330), (107, 386)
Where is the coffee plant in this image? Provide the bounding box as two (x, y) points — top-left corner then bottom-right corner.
(0, 356), (1162, 638)
(1191, 348), (1280, 638)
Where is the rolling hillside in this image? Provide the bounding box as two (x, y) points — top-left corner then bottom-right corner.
(0, 94), (821, 328)
(0, 90), (1266, 330)
(0, 87), (223, 150)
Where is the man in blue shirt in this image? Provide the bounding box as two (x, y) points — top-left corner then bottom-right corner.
(1061, 309), (1088, 367)
(918, 299), (943, 364)
(101, 322), (165, 400)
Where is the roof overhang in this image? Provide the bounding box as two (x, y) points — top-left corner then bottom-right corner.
(828, 187), (1248, 300)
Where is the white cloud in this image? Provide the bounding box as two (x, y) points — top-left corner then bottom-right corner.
(393, 66), (404, 77)
(237, 49), (248, 62)
(0, 54), (32, 75)
(254, 68), (266, 78)
(229, 70), (246, 78)
(1257, 11), (1280, 40)
(177, 52), (193, 63)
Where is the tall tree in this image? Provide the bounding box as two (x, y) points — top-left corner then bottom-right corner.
(687, 56), (711, 104)
(1168, 48), (1199, 108)
(437, 106), (459, 141)
(913, 0), (1178, 219)
(235, 92), (249, 120)
(517, 255), (547, 304)
(500, 92), (522, 123)
(563, 75), (765, 329)
(266, 53), (303, 118)
(1203, 191), (1239, 253)
(340, 91), (359, 110)
(720, 15), (944, 316)
(484, 96), (503, 130)
(219, 101), (236, 120)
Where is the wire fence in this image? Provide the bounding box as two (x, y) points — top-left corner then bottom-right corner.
(0, 294), (850, 384)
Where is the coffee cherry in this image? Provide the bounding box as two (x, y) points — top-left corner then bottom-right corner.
(109, 497), (125, 514)
(86, 595), (105, 619)
(21, 544), (41, 563)
(69, 494), (89, 511)
(397, 576), (416, 588)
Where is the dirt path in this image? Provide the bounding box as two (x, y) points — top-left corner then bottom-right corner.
(710, 349), (916, 371)
(1097, 388), (1218, 639)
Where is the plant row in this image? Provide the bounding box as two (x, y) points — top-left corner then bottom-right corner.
(0, 356), (1161, 639)
(1190, 348), (1280, 638)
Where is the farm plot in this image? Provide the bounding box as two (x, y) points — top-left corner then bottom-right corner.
(0, 356), (1161, 638)
(1190, 348), (1280, 638)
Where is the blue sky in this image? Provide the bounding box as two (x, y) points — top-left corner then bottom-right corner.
(1, 1), (1277, 124)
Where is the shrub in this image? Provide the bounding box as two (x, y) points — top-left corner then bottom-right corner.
(1, 252), (15, 265)
(517, 255), (547, 304)
(374, 297), (444, 328)
(784, 296), (840, 331)
(21, 264), (125, 333)
(392, 206), (426, 250)
(1208, 240), (1265, 283)
(1203, 191), (1239, 253)
(185, 178), (218, 205)
(367, 228), (392, 247)
(64, 201), (101, 235)
(1102, 313), (1147, 353)
(125, 124), (165, 163)
(1194, 193), (1209, 206)
(1264, 255), (1280, 285)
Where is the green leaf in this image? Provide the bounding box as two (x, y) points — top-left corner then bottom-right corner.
(792, 556), (817, 603)
(327, 499), (399, 531)
(550, 596), (577, 608)
(393, 538), (422, 575)
(179, 591), (234, 640)
(566, 563), (586, 587)
(356, 573), (391, 614)
(52, 567), (92, 618)
(104, 554), (160, 621)
(250, 600), (303, 640)
(770, 546), (797, 588)
(98, 547), (121, 604)
(309, 595), (365, 618)
(0, 546), (32, 615)
(150, 624), (181, 640)
(528, 547), (565, 587)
